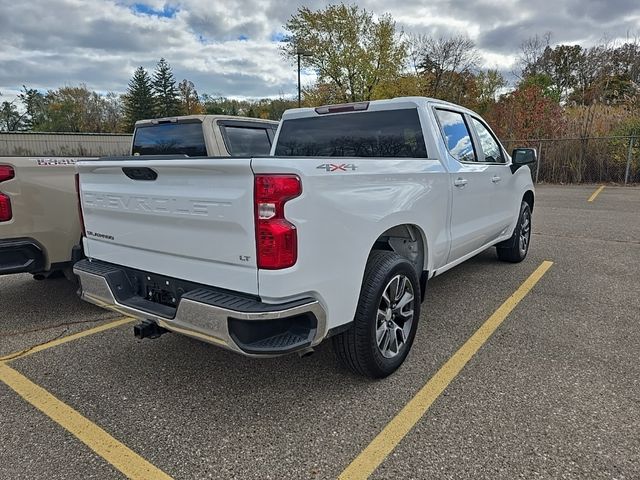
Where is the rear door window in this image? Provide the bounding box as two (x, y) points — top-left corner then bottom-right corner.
(132, 122), (207, 157)
(274, 109), (428, 157)
(435, 109), (476, 163)
(221, 126), (272, 156)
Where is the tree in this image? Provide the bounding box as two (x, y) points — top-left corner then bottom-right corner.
(520, 73), (561, 103)
(102, 92), (124, 132)
(34, 85), (109, 132)
(201, 95), (242, 115)
(18, 86), (46, 130)
(412, 34), (480, 102)
(523, 44), (584, 102)
(152, 58), (180, 117)
(0, 94), (25, 131)
(475, 69), (507, 113)
(484, 85), (566, 142)
(123, 66), (155, 132)
(178, 79), (203, 115)
(517, 32), (551, 78)
(282, 4), (407, 103)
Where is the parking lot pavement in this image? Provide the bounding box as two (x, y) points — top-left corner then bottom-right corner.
(0, 273), (120, 359)
(1, 185), (638, 479)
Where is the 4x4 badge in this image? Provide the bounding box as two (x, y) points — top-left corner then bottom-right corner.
(316, 163), (357, 172)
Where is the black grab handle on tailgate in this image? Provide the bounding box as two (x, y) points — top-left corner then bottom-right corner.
(122, 167), (158, 181)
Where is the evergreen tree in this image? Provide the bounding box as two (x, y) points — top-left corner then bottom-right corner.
(152, 58), (180, 117)
(123, 66), (155, 132)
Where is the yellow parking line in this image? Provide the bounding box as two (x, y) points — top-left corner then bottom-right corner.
(339, 260), (554, 480)
(588, 185), (605, 202)
(0, 317), (134, 362)
(0, 363), (172, 479)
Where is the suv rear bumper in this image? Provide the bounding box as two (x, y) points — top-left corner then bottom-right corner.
(0, 238), (45, 275)
(73, 259), (327, 356)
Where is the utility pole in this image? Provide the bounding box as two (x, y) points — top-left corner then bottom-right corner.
(296, 50), (312, 108)
(297, 52), (301, 108)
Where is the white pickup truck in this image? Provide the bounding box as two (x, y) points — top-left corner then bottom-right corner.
(74, 97), (536, 378)
(0, 115), (277, 279)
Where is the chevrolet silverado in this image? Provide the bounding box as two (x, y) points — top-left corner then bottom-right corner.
(74, 98), (536, 378)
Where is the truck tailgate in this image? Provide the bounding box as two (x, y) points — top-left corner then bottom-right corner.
(0, 157), (83, 270)
(77, 158), (258, 295)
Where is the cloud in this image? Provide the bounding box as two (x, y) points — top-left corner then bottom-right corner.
(0, 0), (638, 101)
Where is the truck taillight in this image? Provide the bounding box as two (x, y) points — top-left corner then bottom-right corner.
(254, 174), (301, 269)
(0, 165), (14, 182)
(0, 193), (11, 222)
(75, 174), (86, 236)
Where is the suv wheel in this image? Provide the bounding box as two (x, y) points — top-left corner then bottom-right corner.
(333, 251), (421, 378)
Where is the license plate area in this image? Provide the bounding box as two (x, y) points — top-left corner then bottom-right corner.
(125, 270), (189, 309)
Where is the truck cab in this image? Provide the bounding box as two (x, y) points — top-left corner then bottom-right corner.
(132, 115), (278, 158)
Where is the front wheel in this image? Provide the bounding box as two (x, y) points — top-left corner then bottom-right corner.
(332, 251), (421, 378)
(496, 201), (532, 263)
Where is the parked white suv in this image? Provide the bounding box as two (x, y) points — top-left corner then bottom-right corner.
(74, 97), (536, 378)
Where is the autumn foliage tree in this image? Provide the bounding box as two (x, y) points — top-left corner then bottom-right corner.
(282, 3), (407, 103)
(485, 85), (566, 142)
(178, 79), (203, 115)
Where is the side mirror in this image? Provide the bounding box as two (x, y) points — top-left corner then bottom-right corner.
(511, 147), (537, 173)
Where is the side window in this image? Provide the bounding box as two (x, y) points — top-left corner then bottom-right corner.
(470, 117), (504, 163)
(435, 109), (476, 163)
(221, 126), (272, 156)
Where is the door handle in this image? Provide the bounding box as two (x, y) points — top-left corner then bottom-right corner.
(453, 177), (468, 187)
(491, 175), (502, 183)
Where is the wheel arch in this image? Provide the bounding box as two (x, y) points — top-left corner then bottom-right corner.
(368, 223), (429, 300)
(523, 190), (535, 212)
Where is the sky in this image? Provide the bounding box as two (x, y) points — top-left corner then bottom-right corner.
(0, 0), (639, 102)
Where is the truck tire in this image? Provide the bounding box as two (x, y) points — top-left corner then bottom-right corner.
(33, 270), (65, 280)
(496, 201), (532, 263)
(333, 251), (421, 378)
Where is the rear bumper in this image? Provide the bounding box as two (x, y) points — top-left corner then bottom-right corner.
(73, 259), (327, 356)
(0, 238), (45, 275)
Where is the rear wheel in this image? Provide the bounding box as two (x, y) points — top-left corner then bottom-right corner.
(33, 270), (65, 281)
(333, 251), (421, 378)
(496, 201), (532, 263)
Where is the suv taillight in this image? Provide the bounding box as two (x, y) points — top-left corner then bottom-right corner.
(0, 193), (11, 222)
(254, 174), (301, 269)
(75, 174), (86, 236)
(0, 165), (14, 182)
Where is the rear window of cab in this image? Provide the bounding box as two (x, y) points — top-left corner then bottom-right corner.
(275, 109), (428, 158)
(132, 122), (207, 157)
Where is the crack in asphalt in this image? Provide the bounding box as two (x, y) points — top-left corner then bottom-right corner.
(0, 330), (69, 362)
(0, 317), (112, 338)
(533, 231), (640, 245)
(0, 314), (122, 362)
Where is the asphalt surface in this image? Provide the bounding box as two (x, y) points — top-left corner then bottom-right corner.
(1, 185), (638, 479)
